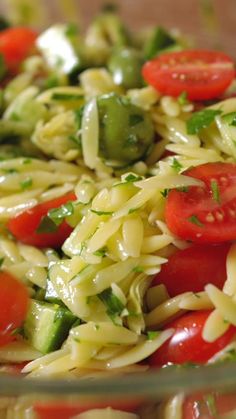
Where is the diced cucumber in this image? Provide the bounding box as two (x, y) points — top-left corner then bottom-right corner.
(24, 300), (77, 354)
(45, 279), (63, 305)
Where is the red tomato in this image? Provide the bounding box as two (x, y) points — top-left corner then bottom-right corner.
(0, 27), (37, 72)
(34, 399), (142, 419)
(152, 243), (229, 297)
(0, 272), (29, 346)
(183, 392), (236, 419)
(8, 193), (76, 248)
(165, 162), (236, 244)
(149, 311), (236, 367)
(142, 50), (235, 100)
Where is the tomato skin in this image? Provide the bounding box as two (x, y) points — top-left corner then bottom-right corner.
(149, 311), (236, 367)
(142, 50), (235, 101)
(165, 162), (236, 244)
(8, 193), (76, 248)
(34, 400), (142, 419)
(152, 244), (229, 297)
(183, 392), (236, 419)
(0, 27), (37, 73)
(0, 272), (29, 346)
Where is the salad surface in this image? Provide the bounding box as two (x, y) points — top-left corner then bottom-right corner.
(0, 7), (236, 419)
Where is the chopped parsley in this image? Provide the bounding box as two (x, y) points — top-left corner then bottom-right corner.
(171, 158), (183, 173)
(51, 93), (83, 101)
(147, 331), (159, 341)
(93, 247), (107, 257)
(99, 288), (125, 321)
(203, 394), (218, 417)
(222, 111), (236, 126)
(64, 23), (78, 38)
(125, 134), (138, 147)
(48, 202), (74, 225)
(210, 180), (220, 204)
(124, 173), (143, 183)
(133, 266), (144, 273)
(0, 257), (4, 269)
(128, 207), (139, 214)
(129, 114), (144, 127)
(22, 158), (32, 164)
(36, 216), (58, 234)
(90, 209), (114, 216)
(177, 186), (189, 193)
(160, 188), (170, 197)
(188, 215), (204, 227)
(178, 91), (188, 106)
(20, 177), (32, 190)
(3, 168), (18, 174)
(186, 109), (222, 135)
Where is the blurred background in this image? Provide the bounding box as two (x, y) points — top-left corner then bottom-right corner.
(0, 0), (235, 56)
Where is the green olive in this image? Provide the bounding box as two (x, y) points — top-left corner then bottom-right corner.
(108, 47), (144, 89)
(97, 93), (154, 164)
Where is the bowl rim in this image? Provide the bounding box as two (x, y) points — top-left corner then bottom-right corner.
(1, 363), (236, 397)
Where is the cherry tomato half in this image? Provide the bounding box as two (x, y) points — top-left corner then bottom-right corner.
(152, 243), (229, 297)
(142, 50), (235, 101)
(165, 162), (236, 244)
(183, 392), (236, 419)
(8, 192), (76, 248)
(0, 272), (29, 346)
(0, 27), (37, 73)
(149, 311), (236, 367)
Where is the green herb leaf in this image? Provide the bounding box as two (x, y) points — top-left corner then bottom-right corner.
(3, 168), (18, 174)
(160, 188), (170, 198)
(187, 109), (222, 135)
(133, 266), (144, 273)
(171, 158), (183, 173)
(188, 215), (204, 227)
(222, 111), (236, 126)
(128, 207), (139, 214)
(147, 331), (159, 341)
(68, 134), (81, 148)
(124, 173), (143, 183)
(64, 23), (78, 38)
(93, 247), (107, 257)
(48, 202), (74, 226)
(0, 257), (4, 269)
(210, 180), (220, 204)
(36, 216), (58, 234)
(22, 158), (32, 164)
(203, 394), (218, 417)
(125, 134), (138, 147)
(129, 114), (144, 127)
(20, 177), (32, 190)
(90, 209), (114, 216)
(74, 107), (84, 130)
(99, 288), (125, 320)
(51, 93), (84, 101)
(178, 91), (188, 105)
(176, 186), (189, 193)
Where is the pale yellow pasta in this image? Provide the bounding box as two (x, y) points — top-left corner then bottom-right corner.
(80, 68), (122, 98)
(75, 408), (139, 419)
(160, 96), (181, 117)
(25, 266), (47, 288)
(127, 85), (159, 110)
(71, 322), (138, 346)
(202, 309), (230, 343)
(179, 292), (214, 310)
(146, 284), (170, 311)
(145, 294), (189, 328)
(205, 284), (236, 327)
(134, 173), (204, 190)
(81, 98), (99, 169)
(0, 342), (41, 363)
(107, 329), (174, 369)
(141, 234), (173, 254)
(87, 219), (122, 253)
(224, 243), (236, 296)
(162, 393), (185, 419)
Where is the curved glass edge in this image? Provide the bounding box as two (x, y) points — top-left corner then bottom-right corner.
(0, 363), (236, 397)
